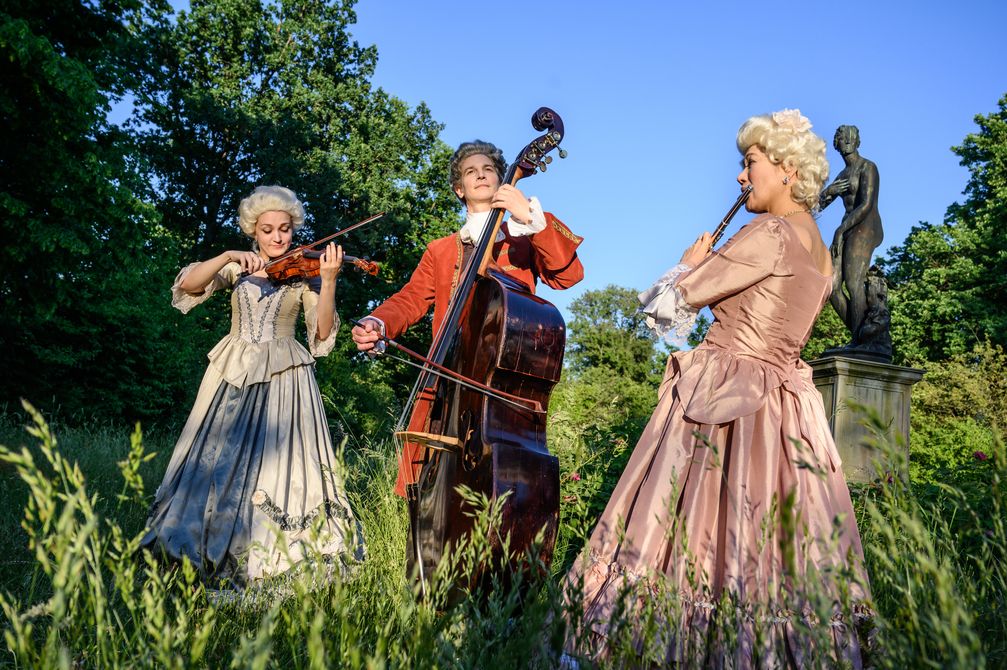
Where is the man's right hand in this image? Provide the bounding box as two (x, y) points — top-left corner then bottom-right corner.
(351, 317), (383, 352)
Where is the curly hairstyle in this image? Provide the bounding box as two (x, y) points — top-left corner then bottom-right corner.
(449, 140), (507, 201)
(237, 185), (305, 237)
(736, 110), (829, 211)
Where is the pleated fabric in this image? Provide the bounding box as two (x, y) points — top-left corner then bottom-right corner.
(566, 217), (871, 667)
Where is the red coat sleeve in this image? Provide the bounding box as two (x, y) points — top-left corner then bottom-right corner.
(529, 213), (584, 289)
(369, 244), (437, 340)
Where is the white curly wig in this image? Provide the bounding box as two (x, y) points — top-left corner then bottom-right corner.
(736, 109), (829, 211)
(237, 185), (305, 237)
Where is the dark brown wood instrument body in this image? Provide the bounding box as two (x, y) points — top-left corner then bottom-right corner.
(412, 270), (563, 587)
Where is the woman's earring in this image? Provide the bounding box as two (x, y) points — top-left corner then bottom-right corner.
(783, 176), (791, 185)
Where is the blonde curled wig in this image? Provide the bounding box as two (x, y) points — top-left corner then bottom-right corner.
(237, 185), (306, 237)
(736, 109), (829, 211)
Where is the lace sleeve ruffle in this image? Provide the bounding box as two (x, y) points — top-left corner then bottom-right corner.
(301, 287), (339, 358)
(638, 263), (699, 345)
(170, 262), (239, 314)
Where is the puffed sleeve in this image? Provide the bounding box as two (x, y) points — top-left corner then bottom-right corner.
(676, 216), (785, 308)
(170, 261), (241, 314)
(529, 212), (584, 289)
(369, 244), (438, 340)
(301, 278), (339, 358)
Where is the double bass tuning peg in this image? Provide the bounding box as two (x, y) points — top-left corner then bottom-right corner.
(558, 148), (568, 159)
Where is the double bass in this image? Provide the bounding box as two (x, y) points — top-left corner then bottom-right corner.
(395, 108), (568, 597)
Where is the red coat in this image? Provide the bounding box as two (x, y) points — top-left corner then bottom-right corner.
(371, 213), (583, 340)
(369, 213), (584, 496)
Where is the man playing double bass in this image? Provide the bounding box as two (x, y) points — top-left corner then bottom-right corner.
(350, 139), (584, 498)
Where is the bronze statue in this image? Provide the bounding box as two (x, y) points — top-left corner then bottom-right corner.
(820, 125), (891, 362)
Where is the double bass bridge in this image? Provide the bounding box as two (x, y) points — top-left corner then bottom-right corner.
(395, 430), (473, 453)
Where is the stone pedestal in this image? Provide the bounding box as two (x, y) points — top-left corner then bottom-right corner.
(809, 355), (924, 483)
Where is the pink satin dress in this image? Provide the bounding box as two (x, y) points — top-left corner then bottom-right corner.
(567, 215), (871, 667)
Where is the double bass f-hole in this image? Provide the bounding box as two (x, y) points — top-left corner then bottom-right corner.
(459, 410), (478, 471)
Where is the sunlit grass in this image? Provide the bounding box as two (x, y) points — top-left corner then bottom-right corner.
(1, 400), (1004, 668)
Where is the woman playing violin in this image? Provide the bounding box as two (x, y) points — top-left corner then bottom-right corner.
(142, 185), (363, 587)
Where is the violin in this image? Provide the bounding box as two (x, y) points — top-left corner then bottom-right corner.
(257, 212), (384, 283)
(264, 248), (379, 283)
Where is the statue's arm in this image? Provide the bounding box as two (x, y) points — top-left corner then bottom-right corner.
(819, 176), (851, 211)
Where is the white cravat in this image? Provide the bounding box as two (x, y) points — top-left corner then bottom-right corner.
(459, 210), (499, 245)
(458, 196), (547, 244)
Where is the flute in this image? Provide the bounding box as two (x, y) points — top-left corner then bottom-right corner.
(710, 185), (753, 246)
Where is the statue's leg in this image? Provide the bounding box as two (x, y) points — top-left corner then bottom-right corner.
(842, 235), (873, 345)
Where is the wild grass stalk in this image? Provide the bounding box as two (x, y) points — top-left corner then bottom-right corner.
(1, 400), (1005, 667)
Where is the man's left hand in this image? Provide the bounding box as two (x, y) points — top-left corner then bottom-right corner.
(491, 185), (533, 223)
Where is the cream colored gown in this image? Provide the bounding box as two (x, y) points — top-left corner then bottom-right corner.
(567, 215), (871, 667)
(141, 262), (363, 585)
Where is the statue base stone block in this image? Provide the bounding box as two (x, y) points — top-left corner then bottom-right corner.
(809, 355), (923, 483)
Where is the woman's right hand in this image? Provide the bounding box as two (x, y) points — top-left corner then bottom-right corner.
(227, 250), (265, 274)
(679, 232), (713, 267)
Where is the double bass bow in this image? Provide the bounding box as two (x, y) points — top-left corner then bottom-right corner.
(395, 108), (568, 598)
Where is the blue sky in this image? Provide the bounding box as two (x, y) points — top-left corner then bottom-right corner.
(349, 0), (1007, 318)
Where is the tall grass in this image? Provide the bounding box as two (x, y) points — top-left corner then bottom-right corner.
(1, 400), (1005, 668)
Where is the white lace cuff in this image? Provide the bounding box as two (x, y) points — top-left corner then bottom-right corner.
(303, 289), (339, 358)
(170, 262), (237, 314)
(638, 263), (699, 345)
(360, 316), (386, 354)
(506, 196), (547, 237)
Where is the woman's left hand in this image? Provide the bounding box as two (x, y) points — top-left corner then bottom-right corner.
(319, 242), (343, 283)
(680, 232), (713, 267)
(492, 184), (533, 223)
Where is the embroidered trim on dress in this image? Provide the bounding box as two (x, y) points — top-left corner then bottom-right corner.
(638, 263), (699, 345)
(252, 489), (351, 531)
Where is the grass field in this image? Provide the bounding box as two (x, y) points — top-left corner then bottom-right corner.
(1, 401), (1004, 668)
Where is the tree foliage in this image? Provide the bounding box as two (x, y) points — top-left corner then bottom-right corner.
(565, 284), (667, 383)
(126, 0), (460, 434)
(881, 94), (1007, 364)
(0, 0), (460, 427)
(0, 0), (193, 419)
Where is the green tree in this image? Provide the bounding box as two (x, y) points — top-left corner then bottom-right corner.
(881, 94), (1007, 364)
(801, 306), (848, 361)
(565, 284), (667, 383)
(128, 0), (461, 433)
(0, 0), (194, 419)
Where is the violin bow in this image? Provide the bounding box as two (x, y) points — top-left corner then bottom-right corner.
(264, 212), (385, 269)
